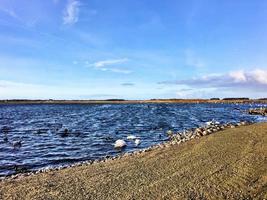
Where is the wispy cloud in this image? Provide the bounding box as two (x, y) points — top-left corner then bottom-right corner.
(121, 83), (135, 86)
(0, 4), (39, 27)
(91, 58), (129, 68)
(0, 6), (21, 22)
(159, 69), (267, 91)
(107, 68), (132, 74)
(63, 0), (80, 25)
(88, 58), (132, 74)
(96, 67), (132, 74)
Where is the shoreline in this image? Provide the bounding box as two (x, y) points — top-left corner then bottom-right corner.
(1, 105), (266, 180)
(0, 122), (266, 199)
(0, 120), (258, 180)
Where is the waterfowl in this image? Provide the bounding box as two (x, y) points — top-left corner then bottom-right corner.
(114, 139), (127, 148)
(13, 140), (22, 148)
(205, 121), (213, 126)
(61, 128), (69, 137)
(3, 136), (8, 142)
(127, 135), (137, 140)
(135, 139), (141, 146)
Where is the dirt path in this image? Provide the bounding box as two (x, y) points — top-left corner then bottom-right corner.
(0, 123), (267, 200)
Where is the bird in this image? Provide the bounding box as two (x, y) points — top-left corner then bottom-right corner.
(114, 139), (127, 148)
(13, 140), (22, 148)
(3, 136), (8, 142)
(61, 128), (69, 137)
(135, 139), (141, 146)
(127, 135), (137, 140)
(205, 121), (213, 126)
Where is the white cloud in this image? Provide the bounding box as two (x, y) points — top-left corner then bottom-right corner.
(250, 69), (267, 84)
(159, 69), (267, 92)
(87, 58), (132, 74)
(229, 70), (247, 82)
(63, 0), (80, 25)
(91, 58), (129, 68)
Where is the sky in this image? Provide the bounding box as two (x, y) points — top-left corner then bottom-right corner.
(0, 0), (267, 100)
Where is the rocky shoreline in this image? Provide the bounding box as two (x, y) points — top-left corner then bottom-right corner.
(1, 122), (266, 199)
(0, 119), (254, 182)
(248, 107), (267, 116)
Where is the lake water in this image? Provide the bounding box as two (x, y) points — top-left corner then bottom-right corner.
(0, 103), (266, 177)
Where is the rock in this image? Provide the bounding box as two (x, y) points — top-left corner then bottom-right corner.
(248, 108), (267, 116)
(196, 131), (203, 137)
(240, 121), (246, 125)
(207, 129), (213, 134)
(166, 130), (173, 137)
(195, 128), (201, 132)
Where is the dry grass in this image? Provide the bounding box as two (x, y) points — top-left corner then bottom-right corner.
(0, 123), (267, 200)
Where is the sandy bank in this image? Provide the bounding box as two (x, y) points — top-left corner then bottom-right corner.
(0, 123), (267, 199)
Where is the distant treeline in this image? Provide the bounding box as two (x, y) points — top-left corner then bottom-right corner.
(222, 98), (250, 100)
(149, 98), (204, 101)
(105, 99), (125, 101)
(150, 98), (253, 101)
(210, 98), (220, 100)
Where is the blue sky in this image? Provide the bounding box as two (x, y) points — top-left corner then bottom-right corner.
(0, 0), (267, 99)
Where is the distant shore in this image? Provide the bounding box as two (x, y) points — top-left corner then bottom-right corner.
(1, 98), (267, 105)
(0, 122), (266, 199)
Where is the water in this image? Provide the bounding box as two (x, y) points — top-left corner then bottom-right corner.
(0, 103), (266, 177)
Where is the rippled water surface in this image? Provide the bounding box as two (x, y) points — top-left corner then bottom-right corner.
(0, 103), (266, 176)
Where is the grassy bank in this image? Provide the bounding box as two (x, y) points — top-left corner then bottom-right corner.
(0, 123), (266, 199)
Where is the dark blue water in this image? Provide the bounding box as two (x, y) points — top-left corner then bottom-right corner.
(0, 103), (266, 176)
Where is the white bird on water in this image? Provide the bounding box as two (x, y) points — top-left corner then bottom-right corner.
(114, 139), (127, 148)
(127, 135), (137, 140)
(135, 139), (141, 146)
